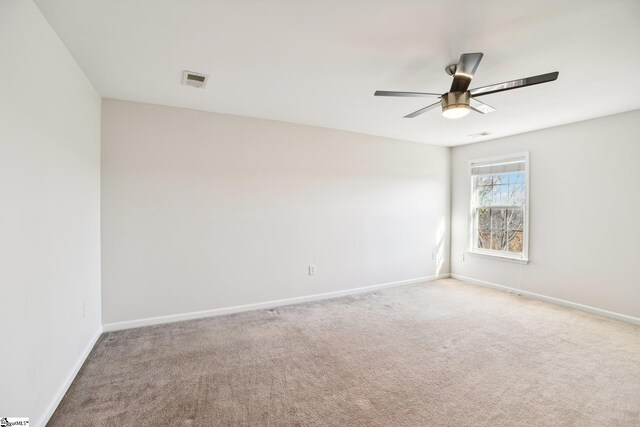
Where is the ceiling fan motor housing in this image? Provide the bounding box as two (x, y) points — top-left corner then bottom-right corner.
(441, 91), (470, 113)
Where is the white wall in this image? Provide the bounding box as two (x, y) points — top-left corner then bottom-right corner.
(0, 1), (102, 425)
(101, 99), (450, 325)
(451, 110), (640, 320)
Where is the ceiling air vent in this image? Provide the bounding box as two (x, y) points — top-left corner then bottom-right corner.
(182, 71), (209, 88)
(468, 131), (492, 138)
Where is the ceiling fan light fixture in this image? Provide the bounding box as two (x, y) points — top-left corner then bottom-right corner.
(441, 91), (471, 119)
(442, 105), (470, 119)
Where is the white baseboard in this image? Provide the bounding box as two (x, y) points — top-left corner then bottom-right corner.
(39, 326), (103, 427)
(103, 274), (451, 332)
(451, 274), (640, 325)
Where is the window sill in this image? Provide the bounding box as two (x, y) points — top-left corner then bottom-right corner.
(466, 250), (529, 264)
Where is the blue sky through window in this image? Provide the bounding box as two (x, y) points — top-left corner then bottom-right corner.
(477, 172), (525, 206)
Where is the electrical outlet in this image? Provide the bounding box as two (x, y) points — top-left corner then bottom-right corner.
(459, 253), (465, 261)
(308, 265), (316, 276)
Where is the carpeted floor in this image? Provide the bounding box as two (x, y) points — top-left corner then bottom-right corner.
(49, 279), (640, 426)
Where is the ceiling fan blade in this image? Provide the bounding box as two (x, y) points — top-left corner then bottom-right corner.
(470, 72), (559, 97)
(450, 52), (483, 92)
(403, 101), (441, 118)
(470, 98), (496, 114)
(374, 90), (441, 98)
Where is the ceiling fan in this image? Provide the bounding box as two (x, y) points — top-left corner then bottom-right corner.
(374, 53), (559, 119)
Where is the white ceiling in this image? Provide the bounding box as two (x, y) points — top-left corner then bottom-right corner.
(35, 0), (640, 146)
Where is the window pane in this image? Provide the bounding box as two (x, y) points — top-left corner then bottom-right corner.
(507, 231), (524, 253)
(476, 185), (491, 205)
(478, 230), (491, 249)
(491, 230), (506, 251)
(491, 208), (505, 230)
(511, 172), (524, 184)
(491, 185), (501, 205)
(500, 185), (510, 205)
(510, 184), (525, 205)
(477, 208), (491, 229)
(477, 176), (492, 186)
(506, 184), (516, 205)
(507, 209), (523, 231)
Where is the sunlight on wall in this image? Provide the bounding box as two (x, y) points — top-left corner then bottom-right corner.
(435, 217), (446, 276)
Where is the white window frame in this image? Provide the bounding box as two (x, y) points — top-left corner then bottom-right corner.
(467, 152), (530, 264)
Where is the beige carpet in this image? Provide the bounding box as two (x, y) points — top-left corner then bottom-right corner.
(49, 279), (640, 426)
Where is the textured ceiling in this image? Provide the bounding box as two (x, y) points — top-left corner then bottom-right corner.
(35, 0), (640, 146)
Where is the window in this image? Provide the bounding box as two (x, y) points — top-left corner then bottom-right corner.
(469, 153), (528, 262)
